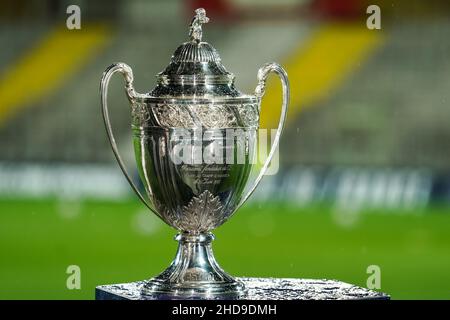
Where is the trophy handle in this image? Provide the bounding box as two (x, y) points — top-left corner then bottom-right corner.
(100, 63), (158, 216)
(236, 62), (290, 211)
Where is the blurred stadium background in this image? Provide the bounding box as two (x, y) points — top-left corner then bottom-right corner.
(0, 0), (450, 299)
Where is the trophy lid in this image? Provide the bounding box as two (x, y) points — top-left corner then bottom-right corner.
(151, 8), (245, 98)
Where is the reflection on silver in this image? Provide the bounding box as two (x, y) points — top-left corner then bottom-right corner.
(100, 8), (290, 298)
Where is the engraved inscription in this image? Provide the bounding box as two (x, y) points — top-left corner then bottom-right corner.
(181, 164), (230, 186)
(183, 268), (215, 282)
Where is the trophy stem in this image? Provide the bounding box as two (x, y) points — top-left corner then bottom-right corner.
(141, 232), (246, 298)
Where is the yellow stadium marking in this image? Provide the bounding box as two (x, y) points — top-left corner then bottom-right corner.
(0, 25), (110, 125)
(259, 23), (384, 129)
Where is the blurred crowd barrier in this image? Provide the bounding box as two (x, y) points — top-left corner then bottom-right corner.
(0, 162), (444, 212)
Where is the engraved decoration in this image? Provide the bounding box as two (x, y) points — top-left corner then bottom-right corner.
(238, 104), (259, 127)
(131, 102), (150, 125)
(152, 104), (195, 128)
(131, 103), (259, 128)
(152, 190), (225, 234)
(193, 104), (238, 128)
(175, 190), (224, 233)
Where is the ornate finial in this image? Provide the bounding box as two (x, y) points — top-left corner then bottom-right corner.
(189, 8), (209, 43)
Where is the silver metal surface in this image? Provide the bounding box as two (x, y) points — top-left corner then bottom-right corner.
(100, 8), (290, 298)
(141, 233), (246, 297)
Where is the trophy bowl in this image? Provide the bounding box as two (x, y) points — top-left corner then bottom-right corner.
(133, 126), (257, 232)
(100, 8), (289, 298)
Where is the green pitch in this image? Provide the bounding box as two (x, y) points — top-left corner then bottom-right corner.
(0, 198), (449, 299)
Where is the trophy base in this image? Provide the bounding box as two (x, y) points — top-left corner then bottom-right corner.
(96, 278), (390, 300)
(141, 233), (246, 298)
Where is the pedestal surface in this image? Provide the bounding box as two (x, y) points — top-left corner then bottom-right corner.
(96, 277), (389, 300)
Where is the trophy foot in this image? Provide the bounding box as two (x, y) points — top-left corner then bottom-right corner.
(141, 233), (246, 298)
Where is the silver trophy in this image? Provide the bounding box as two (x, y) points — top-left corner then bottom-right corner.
(100, 8), (289, 298)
